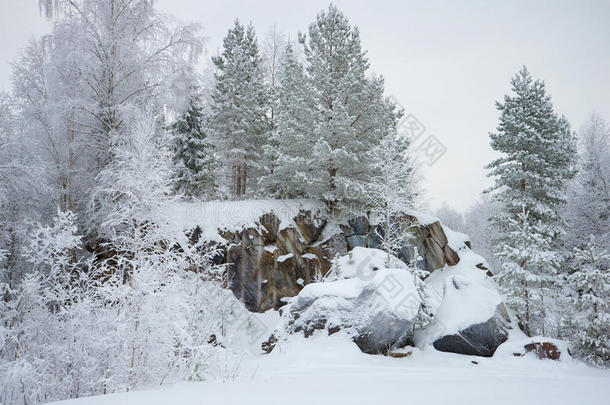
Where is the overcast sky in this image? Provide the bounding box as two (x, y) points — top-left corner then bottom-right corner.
(1, 0), (609, 212)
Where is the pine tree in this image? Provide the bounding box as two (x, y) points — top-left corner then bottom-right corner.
(171, 88), (216, 198)
(567, 237), (610, 366)
(275, 5), (399, 217)
(209, 20), (270, 199)
(263, 44), (315, 197)
(485, 67), (577, 336)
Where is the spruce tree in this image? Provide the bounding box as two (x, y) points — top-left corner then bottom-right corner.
(485, 67), (577, 336)
(171, 89), (216, 198)
(209, 20), (270, 199)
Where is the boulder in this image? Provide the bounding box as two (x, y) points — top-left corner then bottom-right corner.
(432, 304), (510, 357)
(262, 266), (421, 354)
(416, 269), (510, 357)
(523, 341), (561, 360)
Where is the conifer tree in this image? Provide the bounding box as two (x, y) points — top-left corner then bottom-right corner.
(567, 237), (610, 366)
(495, 209), (559, 335)
(171, 89), (216, 198)
(209, 20), (270, 199)
(263, 44), (315, 197)
(485, 67), (577, 336)
(270, 5), (399, 217)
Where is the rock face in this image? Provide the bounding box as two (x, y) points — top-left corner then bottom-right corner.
(262, 268), (421, 354)
(181, 201), (469, 312)
(190, 208), (333, 312)
(432, 304), (511, 357)
(342, 216), (462, 272)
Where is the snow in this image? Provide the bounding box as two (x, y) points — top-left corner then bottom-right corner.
(50, 333), (610, 405)
(416, 228), (504, 344)
(333, 246), (407, 279)
(301, 253), (317, 259)
(277, 253), (294, 263)
(494, 336), (571, 360)
(442, 225), (471, 252)
(406, 208), (440, 225)
(264, 245), (278, 253)
(161, 199), (326, 243)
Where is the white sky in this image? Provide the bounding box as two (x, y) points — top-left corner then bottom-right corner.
(1, 0), (609, 212)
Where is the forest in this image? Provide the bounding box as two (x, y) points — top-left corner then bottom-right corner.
(0, 1), (608, 404)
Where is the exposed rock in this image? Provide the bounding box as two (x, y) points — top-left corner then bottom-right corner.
(428, 221), (448, 247)
(476, 262), (494, 277)
(172, 201), (479, 313)
(346, 234), (368, 250)
(386, 350), (413, 358)
(432, 305), (510, 357)
(523, 341), (561, 360)
(443, 245), (460, 266)
(261, 334), (278, 353)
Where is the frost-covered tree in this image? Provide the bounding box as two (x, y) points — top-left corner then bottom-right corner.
(566, 237), (610, 366)
(209, 20), (270, 198)
(284, 5), (399, 217)
(486, 66), (577, 241)
(0, 209), (103, 404)
(262, 44), (315, 197)
(0, 92), (45, 288)
(171, 88), (216, 198)
(462, 196), (503, 272)
(367, 133), (416, 267)
(38, 0), (203, 145)
(407, 247), (434, 330)
(16, 0), (204, 223)
(565, 114), (610, 249)
(485, 67), (577, 336)
(495, 208), (559, 336)
(434, 203), (465, 233)
(89, 110), (224, 392)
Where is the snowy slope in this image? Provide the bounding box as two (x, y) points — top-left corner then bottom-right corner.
(48, 217), (610, 405)
(50, 333), (610, 405)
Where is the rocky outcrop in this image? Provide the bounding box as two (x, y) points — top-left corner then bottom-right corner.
(341, 216), (462, 272)
(174, 200), (477, 313)
(432, 304), (511, 357)
(189, 207), (333, 312)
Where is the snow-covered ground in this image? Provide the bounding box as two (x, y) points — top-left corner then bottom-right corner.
(51, 329), (609, 405)
(50, 236), (610, 405)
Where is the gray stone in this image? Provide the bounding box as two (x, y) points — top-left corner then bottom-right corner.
(432, 305), (510, 357)
(346, 234), (368, 250)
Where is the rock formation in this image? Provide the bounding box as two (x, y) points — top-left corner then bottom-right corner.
(175, 200), (470, 312)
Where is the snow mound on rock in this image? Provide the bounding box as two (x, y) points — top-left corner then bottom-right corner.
(414, 223), (505, 348)
(265, 248), (424, 354)
(162, 199), (326, 242)
(332, 246), (407, 279)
